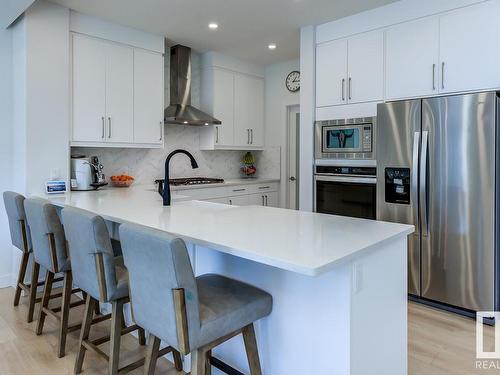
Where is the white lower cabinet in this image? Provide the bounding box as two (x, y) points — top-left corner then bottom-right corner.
(183, 182), (280, 208)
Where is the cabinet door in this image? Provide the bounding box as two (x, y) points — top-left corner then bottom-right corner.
(264, 192), (279, 207)
(105, 42), (134, 143)
(347, 30), (384, 103)
(134, 49), (164, 144)
(386, 17), (439, 100)
(72, 34), (106, 143)
(249, 76), (265, 147)
(234, 74), (252, 146)
(213, 69), (235, 146)
(439, 1), (500, 94)
(247, 193), (266, 206)
(316, 39), (348, 107)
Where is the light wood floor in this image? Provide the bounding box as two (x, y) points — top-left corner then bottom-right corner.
(0, 286), (497, 374)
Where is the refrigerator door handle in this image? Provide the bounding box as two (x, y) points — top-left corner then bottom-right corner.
(412, 131), (421, 235)
(420, 131), (429, 236)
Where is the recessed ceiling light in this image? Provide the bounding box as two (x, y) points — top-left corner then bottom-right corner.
(208, 23), (218, 30)
(183, 121), (188, 124)
(268, 43), (277, 50)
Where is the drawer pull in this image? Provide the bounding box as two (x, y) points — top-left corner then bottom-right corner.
(232, 188), (246, 192)
(258, 186), (270, 189)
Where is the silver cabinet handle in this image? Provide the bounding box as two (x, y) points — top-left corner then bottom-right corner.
(215, 126), (219, 143)
(441, 62), (445, 89)
(432, 64), (436, 91)
(108, 117), (111, 138)
(420, 131), (429, 236)
(265, 195), (268, 206)
(411, 131), (421, 235)
(250, 129), (253, 144)
(262, 195), (265, 206)
(341, 78), (345, 101)
(258, 186), (270, 189)
(247, 129), (250, 144)
(229, 199), (232, 205)
(232, 188), (246, 192)
(159, 121), (163, 141)
(101, 117), (105, 138)
(348, 77), (352, 100)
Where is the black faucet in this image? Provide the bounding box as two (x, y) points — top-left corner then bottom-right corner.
(161, 149), (199, 206)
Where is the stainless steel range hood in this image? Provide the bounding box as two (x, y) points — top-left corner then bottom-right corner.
(164, 45), (221, 126)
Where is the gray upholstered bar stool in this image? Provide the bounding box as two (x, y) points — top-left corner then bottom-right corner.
(3, 192), (65, 323)
(119, 223), (273, 375)
(24, 198), (92, 358)
(61, 206), (150, 375)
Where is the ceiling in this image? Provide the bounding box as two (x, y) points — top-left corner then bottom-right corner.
(50, 0), (397, 65)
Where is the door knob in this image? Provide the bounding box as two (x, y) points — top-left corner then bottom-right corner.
(290, 176), (296, 181)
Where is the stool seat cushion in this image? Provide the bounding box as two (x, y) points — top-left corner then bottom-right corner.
(196, 274), (272, 348)
(111, 256), (129, 301)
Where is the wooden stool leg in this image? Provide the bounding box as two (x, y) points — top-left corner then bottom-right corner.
(35, 270), (54, 335)
(58, 270), (73, 358)
(144, 334), (160, 375)
(27, 261), (40, 323)
(138, 327), (146, 346)
(191, 349), (207, 375)
(242, 324), (262, 375)
(204, 349), (212, 375)
(14, 252), (30, 306)
(75, 295), (96, 374)
(109, 299), (125, 375)
(173, 349), (183, 372)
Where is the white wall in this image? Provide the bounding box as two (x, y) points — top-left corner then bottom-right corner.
(264, 59), (299, 208)
(0, 25), (13, 286)
(0, 0), (35, 29)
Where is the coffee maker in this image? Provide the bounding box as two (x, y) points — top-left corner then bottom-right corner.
(70, 156), (108, 191)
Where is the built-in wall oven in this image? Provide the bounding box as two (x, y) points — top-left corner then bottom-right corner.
(314, 166), (377, 219)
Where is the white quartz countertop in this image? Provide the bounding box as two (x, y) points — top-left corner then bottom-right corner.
(169, 178), (279, 191)
(45, 186), (414, 276)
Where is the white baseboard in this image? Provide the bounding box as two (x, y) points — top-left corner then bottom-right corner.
(0, 273), (13, 288)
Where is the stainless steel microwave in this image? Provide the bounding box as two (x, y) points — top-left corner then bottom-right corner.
(315, 117), (376, 160)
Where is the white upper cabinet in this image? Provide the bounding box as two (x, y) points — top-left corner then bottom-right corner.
(316, 39), (348, 107)
(133, 49), (164, 144)
(72, 34), (107, 143)
(201, 64), (265, 150)
(316, 30), (383, 107)
(105, 43), (134, 143)
(385, 17), (439, 100)
(213, 68), (235, 146)
(71, 33), (164, 148)
(347, 31), (384, 104)
(439, 1), (500, 94)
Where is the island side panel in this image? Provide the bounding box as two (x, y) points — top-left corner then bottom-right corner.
(350, 236), (408, 375)
(193, 245), (352, 375)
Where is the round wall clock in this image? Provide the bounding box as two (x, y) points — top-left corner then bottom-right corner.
(285, 70), (300, 92)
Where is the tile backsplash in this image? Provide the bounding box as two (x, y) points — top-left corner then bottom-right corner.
(71, 125), (280, 184)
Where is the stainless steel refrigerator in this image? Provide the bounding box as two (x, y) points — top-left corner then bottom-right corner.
(377, 92), (498, 313)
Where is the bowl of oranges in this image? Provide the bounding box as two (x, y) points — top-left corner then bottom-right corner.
(110, 174), (135, 188)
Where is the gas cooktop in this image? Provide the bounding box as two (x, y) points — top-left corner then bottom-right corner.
(155, 177), (225, 186)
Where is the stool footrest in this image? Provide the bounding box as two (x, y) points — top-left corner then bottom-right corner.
(210, 357), (244, 375)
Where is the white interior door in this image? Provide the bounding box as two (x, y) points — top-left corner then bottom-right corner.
(287, 105), (300, 210)
(133, 49), (164, 144)
(315, 39), (348, 107)
(105, 41), (134, 143)
(213, 69), (234, 146)
(347, 30), (384, 103)
(72, 34), (106, 143)
(385, 17), (439, 100)
(439, 1), (500, 94)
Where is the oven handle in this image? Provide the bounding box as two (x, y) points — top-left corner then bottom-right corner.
(314, 175), (376, 184)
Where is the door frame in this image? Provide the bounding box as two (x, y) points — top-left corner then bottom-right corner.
(286, 105), (300, 209)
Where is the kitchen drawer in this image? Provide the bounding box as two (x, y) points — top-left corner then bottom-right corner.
(247, 182), (279, 194)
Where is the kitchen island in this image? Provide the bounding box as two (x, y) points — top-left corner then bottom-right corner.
(46, 186), (413, 375)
